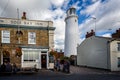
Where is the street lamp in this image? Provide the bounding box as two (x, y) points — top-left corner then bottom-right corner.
(91, 17), (96, 33)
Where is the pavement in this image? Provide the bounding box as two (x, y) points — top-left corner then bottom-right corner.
(70, 66), (120, 75)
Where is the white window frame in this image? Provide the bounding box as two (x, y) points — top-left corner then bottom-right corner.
(1, 30), (10, 43)
(28, 32), (36, 44)
(23, 50), (39, 62)
(118, 43), (120, 51)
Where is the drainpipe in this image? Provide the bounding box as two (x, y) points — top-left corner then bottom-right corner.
(48, 21), (49, 51)
(107, 41), (111, 70)
(0, 43), (2, 64)
(47, 21), (49, 69)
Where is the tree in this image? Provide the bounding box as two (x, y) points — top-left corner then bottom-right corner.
(49, 50), (58, 59)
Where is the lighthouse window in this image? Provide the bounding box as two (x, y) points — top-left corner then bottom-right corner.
(70, 9), (72, 14)
(75, 19), (77, 22)
(72, 9), (75, 14)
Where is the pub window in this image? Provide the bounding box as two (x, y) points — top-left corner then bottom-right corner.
(23, 51), (39, 62)
(49, 55), (54, 63)
(1, 30), (10, 43)
(118, 43), (120, 51)
(28, 32), (36, 44)
(118, 58), (120, 67)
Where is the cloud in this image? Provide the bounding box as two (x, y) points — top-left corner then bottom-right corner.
(71, 1), (81, 10)
(79, 0), (120, 40)
(80, 0), (101, 15)
(50, 0), (65, 7)
(102, 33), (111, 38)
(53, 15), (66, 50)
(0, 0), (52, 19)
(0, 0), (67, 50)
(92, 0), (98, 3)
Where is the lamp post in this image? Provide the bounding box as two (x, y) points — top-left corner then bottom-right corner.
(91, 17), (96, 33)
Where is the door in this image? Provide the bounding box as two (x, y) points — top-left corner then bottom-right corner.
(41, 54), (47, 68)
(3, 50), (10, 63)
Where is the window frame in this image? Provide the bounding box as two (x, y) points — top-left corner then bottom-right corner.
(1, 30), (10, 43)
(23, 50), (39, 62)
(28, 32), (36, 44)
(117, 43), (120, 51)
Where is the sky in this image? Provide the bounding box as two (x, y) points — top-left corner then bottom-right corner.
(0, 0), (120, 51)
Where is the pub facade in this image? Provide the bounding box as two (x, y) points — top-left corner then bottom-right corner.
(0, 12), (55, 69)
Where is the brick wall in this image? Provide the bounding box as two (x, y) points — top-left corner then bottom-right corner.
(0, 27), (49, 67)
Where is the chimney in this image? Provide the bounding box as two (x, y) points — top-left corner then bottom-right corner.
(91, 29), (95, 36)
(86, 32), (89, 38)
(21, 12), (26, 20)
(85, 30), (95, 38)
(112, 28), (120, 38)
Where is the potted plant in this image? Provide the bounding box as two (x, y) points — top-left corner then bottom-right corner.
(15, 47), (22, 57)
(3, 50), (10, 57)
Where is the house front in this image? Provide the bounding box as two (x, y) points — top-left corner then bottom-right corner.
(77, 30), (120, 71)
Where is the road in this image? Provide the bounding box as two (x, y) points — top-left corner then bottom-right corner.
(0, 66), (120, 80)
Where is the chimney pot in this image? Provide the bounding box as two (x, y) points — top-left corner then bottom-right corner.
(21, 12), (26, 20)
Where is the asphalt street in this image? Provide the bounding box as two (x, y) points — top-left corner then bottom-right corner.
(0, 66), (120, 80)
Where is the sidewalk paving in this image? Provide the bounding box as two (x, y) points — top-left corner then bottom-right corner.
(70, 65), (120, 75)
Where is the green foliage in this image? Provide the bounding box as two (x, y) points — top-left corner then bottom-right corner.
(60, 56), (70, 61)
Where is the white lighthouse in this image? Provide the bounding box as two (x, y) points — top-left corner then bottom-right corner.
(64, 7), (79, 57)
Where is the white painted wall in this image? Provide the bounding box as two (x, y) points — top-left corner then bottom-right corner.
(77, 36), (110, 69)
(110, 40), (120, 71)
(0, 18), (53, 27)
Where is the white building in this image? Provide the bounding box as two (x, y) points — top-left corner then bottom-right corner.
(77, 35), (120, 71)
(64, 7), (79, 57)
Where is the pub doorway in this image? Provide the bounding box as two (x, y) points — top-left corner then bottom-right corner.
(41, 54), (47, 69)
(3, 50), (10, 63)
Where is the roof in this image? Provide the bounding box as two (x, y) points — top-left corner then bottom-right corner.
(0, 17), (55, 30)
(0, 17), (53, 23)
(78, 36), (120, 47)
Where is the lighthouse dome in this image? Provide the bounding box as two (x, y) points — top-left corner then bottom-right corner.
(67, 6), (76, 17)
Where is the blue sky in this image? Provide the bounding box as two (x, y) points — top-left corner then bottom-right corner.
(0, 0), (120, 51)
